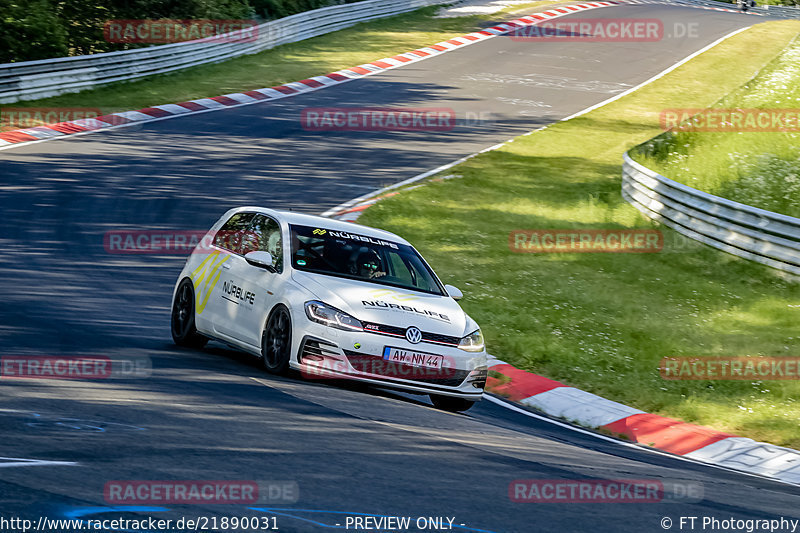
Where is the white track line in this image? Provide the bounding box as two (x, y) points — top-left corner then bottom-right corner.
(0, 456), (77, 468)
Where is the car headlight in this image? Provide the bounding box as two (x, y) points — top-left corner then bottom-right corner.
(305, 301), (363, 332)
(458, 329), (484, 352)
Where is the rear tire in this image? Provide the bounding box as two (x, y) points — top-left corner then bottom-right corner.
(262, 306), (292, 375)
(171, 279), (208, 349)
(430, 394), (476, 412)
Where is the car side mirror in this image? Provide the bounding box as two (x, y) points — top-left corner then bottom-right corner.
(444, 284), (463, 301)
(245, 251), (276, 273)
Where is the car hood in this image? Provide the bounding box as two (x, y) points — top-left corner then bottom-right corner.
(291, 270), (468, 335)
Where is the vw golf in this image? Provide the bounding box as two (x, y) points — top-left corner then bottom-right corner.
(171, 207), (487, 411)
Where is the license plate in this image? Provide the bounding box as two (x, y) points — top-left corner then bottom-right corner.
(383, 347), (443, 369)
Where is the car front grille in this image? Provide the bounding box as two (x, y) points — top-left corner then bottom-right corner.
(361, 321), (460, 347)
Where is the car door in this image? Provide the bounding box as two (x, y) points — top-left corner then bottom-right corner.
(220, 214), (284, 347)
(193, 211), (256, 341)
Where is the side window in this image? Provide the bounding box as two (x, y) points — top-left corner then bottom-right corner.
(242, 215), (283, 273)
(214, 212), (255, 252)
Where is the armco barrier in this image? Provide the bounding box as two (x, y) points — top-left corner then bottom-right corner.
(0, 0), (446, 104)
(621, 152), (800, 277)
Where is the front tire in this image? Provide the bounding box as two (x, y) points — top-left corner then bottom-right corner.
(262, 306), (292, 375)
(171, 279), (208, 349)
(430, 394), (476, 412)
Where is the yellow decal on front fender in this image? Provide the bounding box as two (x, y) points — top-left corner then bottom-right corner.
(190, 251), (230, 314)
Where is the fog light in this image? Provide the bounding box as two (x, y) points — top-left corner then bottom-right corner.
(467, 366), (488, 388)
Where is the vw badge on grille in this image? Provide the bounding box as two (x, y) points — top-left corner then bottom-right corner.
(405, 326), (422, 344)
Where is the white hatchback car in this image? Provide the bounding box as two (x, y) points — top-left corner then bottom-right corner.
(171, 207), (487, 411)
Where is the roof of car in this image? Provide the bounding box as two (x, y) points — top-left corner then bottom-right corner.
(229, 206), (412, 246)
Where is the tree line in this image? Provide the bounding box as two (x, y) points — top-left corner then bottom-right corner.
(0, 0), (357, 63)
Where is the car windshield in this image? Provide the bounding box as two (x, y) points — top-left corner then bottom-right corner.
(290, 224), (445, 295)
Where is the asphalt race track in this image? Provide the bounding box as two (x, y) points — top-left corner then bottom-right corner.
(2, 4), (800, 532)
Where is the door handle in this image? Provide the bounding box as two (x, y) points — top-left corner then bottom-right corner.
(221, 262), (231, 270)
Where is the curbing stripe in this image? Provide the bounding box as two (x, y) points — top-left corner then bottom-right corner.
(176, 101), (209, 111)
(241, 90), (270, 100)
(325, 72), (350, 81)
(139, 106), (173, 117)
(348, 66), (373, 74)
(284, 81), (316, 91)
(309, 75), (339, 86)
(71, 118), (112, 130)
(153, 103), (194, 114)
(601, 413), (735, 455)
(256, 88), (292, 98)
(47, 121), (88, 134)
(486, 363), (565, 401)
(15, 127), (64, 139)
(114, 110), (157, 122)
(299, 78), (325, 88)
(190, 98), (227, 109)
(520, 386), (644, 428)
(684, 437), (800, 484)
(220, 93), (260, 104)
(0, 131), (39, 143)
(271, 85), (299, 94)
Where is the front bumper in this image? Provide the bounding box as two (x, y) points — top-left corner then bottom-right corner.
(293, 329), (487, 399)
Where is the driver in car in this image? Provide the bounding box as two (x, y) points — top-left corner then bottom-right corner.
(356, 249), (386, 279)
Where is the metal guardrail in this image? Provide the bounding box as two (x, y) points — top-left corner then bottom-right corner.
(0, 0), (446, 104)
(621, 152), (800, 277)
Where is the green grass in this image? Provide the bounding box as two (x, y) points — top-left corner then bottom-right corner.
(358, 20), (800, 448)
(632, 36), (800, 218)
(3, 2), (559, 119)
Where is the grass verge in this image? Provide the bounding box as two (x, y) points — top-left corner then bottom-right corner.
(3, 2), (559, 119)
(631, 37), (800, 218)
(358, 20), (800, 448)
